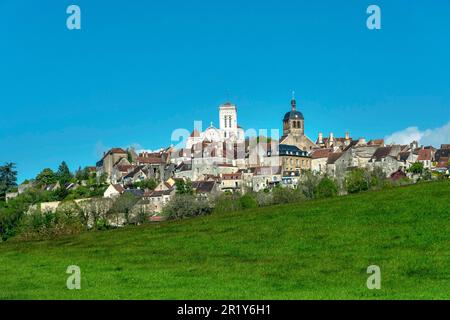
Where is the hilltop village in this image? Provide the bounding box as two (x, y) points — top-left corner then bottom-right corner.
(4, 96), (450, 224)
(90, 96), (449, 212)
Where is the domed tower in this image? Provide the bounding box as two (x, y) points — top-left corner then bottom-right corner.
(283, 92), (304, 137)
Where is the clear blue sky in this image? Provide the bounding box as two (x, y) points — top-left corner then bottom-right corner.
(1, 0), (449, 182)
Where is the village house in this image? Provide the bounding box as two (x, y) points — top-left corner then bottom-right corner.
(96, 148), (129, 181)
(251, 166), (282, 192)
(220, 172), (243, 193)
(416, 148), (433, 169)
(310, 148), (333, 174)
(103, 184), (125, 198)
(142, 189), (175, 213)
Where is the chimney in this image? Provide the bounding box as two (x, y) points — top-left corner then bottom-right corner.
(318, 132), (323, 144)
(345, 131), (350, 140)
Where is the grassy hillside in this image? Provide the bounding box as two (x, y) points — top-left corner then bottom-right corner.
(0, 181), (449, 299)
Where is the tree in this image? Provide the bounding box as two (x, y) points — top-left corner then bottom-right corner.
(133, 178), (157, 190)
(345, 168), (370, 194)
(57, 161), (73, 185)
(175, 179), (193, 195)
(408, 162), (424, 175)
(299, 170), (320, 199)
(36, 168), (57, 186)
(109, 193), (139, 225)
(163, 194), (212, 219)
(272, 185), (304, 204)
(0, 163), (18, 200)
(75, 166), (90, 182)
(315, 176), (338, 198)
(238, 193), (258, 209)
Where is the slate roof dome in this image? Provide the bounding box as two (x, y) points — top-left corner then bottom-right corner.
(283, 110), (304, 121)
(283, 96), (304, 121)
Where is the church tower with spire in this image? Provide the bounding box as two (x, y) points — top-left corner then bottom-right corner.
(280, 92), (317, 151)
(283, 92), (305, 137)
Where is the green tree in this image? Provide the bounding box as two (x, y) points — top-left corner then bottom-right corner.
(75, 166), (90, 182)
(175, 179), (193, 195)
(0, 162), (18, 200)
(133, 178), (157, 190)
(36, 168), (57, 186)
(408, 162), (424, 175)
(56, 161), (73, 185)
(238, 193), (258, 209)
(299, 170), (320, 199)
(109, 192), (139, 225)
(315, 176), (338, 198)
(163, 194), (212, 219)
(345, 168), (370, 194)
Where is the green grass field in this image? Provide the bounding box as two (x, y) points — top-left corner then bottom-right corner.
(0, 181), (449, 299)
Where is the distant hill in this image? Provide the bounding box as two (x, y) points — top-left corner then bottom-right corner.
(0, 181), (449, 299)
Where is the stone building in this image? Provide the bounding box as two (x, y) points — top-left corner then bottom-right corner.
(279, 94), (317, 151)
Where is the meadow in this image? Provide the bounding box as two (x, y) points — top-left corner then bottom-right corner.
(0, 181), (449, 299)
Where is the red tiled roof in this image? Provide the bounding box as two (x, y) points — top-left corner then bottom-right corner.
(417, 149), (432, 161)
(136, 157), (165, 164)
(190, 129), (201, 137)
(222, 172), (242, 180)
(113, 184), (125, 193)
(310, 148), (332, 159)
(368, 139), (384, 146)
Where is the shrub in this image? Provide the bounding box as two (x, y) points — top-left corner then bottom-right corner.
(163, 194), (212, 219)
(272, 186), (304, 205)
(299, 170), (320, 199)
(315, 176), (338, 198)
(408, 162), (424, 175)
(255, 191), (273, 207)
(213, 193), (242, 214)
(345, 168), (370, 194)
(238, 193), (258, 209)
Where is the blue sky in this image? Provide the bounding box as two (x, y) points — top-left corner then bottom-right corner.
(1, 0), (449, 182)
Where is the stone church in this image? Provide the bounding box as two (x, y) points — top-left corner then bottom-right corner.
(186, 102), (245, 149)
(279, 95), (317, 151)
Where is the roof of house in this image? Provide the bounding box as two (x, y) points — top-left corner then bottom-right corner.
(124, 189), (145, 197)
(113, 184), (125, 193)
(123, 166), (145, 179)
(417, 149), (432, 161)
(116, 164), (134, 173)
(136, 156), (165, 164)
(278, 144), (308, 157)
(327, 152), (343, 164)
(368, 139), (384, 146)
(176, 162), (192, 172)
(398, 152), (411, 162)
(147, 189), (174, 197)
(190, 129), (201, 137)
(435, 149), (450, 162)
(390, 169), (407, 180)
(371, 146), (393, 161)
(441, 144), (450, 150)
(310, 148), (333, 159)
(222, 172), (242, 180)
(192, 181), (216, 193)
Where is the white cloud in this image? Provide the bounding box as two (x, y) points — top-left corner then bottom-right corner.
(385, 121), (450, 147)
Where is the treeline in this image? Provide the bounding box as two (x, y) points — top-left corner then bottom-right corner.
(0, 162), (109, 241)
